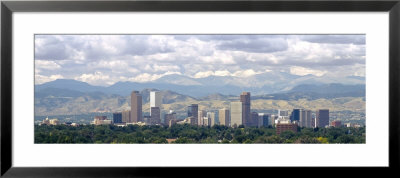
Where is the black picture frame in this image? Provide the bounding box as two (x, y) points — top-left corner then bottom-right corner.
(1, 0), (399, 177)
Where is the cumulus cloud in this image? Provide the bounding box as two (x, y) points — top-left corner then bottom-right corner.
(35, 34), (365, 86)
(128, 71), (182, 83)
(300, 35), (365, 45)
(290, 66), (327, 77)
(193, 69), (264, 78)
(35, 60), (61, 70)
(35, 74), (64, 84)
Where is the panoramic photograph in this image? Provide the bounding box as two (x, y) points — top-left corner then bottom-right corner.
(34, 34), (366, 144)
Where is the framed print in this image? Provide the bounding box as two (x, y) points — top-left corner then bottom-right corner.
(1, 0), (399, 177)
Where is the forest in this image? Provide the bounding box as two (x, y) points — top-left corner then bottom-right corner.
(34, 124), (366, 144)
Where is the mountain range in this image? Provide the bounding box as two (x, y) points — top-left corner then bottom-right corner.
(34, 78), (365, 116)
(36, 70), (365, 97)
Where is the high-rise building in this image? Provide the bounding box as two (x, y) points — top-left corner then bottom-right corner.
(122, 110), (131, 123)
(278, 110), (289, 117)
(290, 109), (300, 122)
(150, 107), (161, 125)
(300, 109), (312, 128)
(164, 111), (177, 126)
(188, 116), (197, 125)
(207, 112), (216, 126)
(150, 91), (162, 115)
(203, 117), (211, 126)
(187, 104), (198, 123)
(230, 101), (243, 128)
(250, 112), (259, 127)
(218, 108), (230, 126)
(198, 110), (206, 126)
(240, 92), (251, 126)
(316, 109), (329, 128)
(258, 113), (269, 127)
(270, 114), (278, 126)
(113, 112), (122, 123)
(131, 91), (142, 123)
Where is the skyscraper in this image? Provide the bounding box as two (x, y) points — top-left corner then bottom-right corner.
(164, 111), (177, 126)
(258, 113), (270, 127)
(218, 108), (230, 126)
(251, 112), (259, 127)
(198, 110), (206, 126)
(290, 109), (300, 122)
(150, 91), (162, 115)
(316, 109), (329, 128)
(240, 92), (251, 126)
(113, 112), (122, 123)
(131, 91), (142, 123)
(300, 109), (312, 128)
(187, 104), (198, 124)
(230, 101), (243, 127)
(122, 110), (131, 123)
(207, 112), (216, 126)
(150, 107), (161, 125)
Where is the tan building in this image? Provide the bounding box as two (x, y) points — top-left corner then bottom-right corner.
(230, 101), (243, 128)
(218, 108), (230, 126)
(49, 119), (60, 125)
(202, 117), (211, 126)
(93, 116), (112, 125)
(207, 112), (216, 126)
(276, 123), (298, 135)
(198, 110), (206, 126)
(131, 91), (142, 123)
(122, 110), (131, 123)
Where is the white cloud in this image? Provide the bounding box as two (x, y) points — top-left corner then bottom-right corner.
(193, 69), (264, 78)
(193, 71), (215, 78)
(74, 72), (112, 86)
(35, 74), (64, 84)
(128, 71), (182, 83)
(34, 35), (365, 85)
(35, 60), (61, 70)
(290, 66), (327, 77)
(232, 69), (263, 77)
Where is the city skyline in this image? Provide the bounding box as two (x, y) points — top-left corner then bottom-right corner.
(35, 34), (365, 87)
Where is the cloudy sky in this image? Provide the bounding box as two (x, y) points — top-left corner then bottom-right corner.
(35, 34), (365, 86)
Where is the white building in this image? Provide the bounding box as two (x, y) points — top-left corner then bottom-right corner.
(150, 91), (162, 115)
(278, 110), (289, 117)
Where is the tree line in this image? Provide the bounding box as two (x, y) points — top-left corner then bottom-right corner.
(34, 124), (366, 144)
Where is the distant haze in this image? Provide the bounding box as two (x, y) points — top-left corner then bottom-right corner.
(35, 34), (365, 88)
